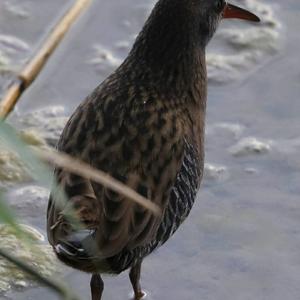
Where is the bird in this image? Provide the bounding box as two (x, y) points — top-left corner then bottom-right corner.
(47, 1), (259, 299)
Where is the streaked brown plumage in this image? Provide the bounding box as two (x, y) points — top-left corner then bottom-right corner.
(47, 0), (259, 299)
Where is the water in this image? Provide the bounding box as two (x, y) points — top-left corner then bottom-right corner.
(0, 0), (70, 96)
(1, 0), (300, 299)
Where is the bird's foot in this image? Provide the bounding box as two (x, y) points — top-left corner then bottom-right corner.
(135, 290), (146, 300)
(130, 290), (147, 300)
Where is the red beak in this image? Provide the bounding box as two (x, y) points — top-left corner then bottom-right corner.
(223, 3), (260, 22)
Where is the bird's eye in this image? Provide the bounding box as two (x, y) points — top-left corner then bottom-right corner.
(214, 0), (225, 13)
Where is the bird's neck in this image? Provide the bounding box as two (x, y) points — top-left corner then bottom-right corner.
(123, 1), (207, 111)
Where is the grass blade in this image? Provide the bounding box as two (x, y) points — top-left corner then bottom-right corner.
(0, 248), (81, 300)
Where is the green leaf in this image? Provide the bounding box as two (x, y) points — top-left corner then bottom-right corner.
(0, 192), (22, 233)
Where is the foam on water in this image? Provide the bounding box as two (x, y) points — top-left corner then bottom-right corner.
(11, 106), (68, 147)
(0, 50), (10, 71)
(88, 44), (122, 73)
(229, 137), (273, 157)
(7, 185), (49, 220)
(0, 149), (29, 186)
(3, 0), (30, 19)
(0, 107), (68, 187)
(204, 163), (229, 182)
(0, 34), (29, 75)
(206, 122), (245, 140)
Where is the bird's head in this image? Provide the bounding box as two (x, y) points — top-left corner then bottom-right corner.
(131, 0), (260, 65)
(182, 0), (261, 46)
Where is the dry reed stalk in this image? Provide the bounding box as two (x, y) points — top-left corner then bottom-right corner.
(0, 0), (92, 119)
(36, 148), (162, 216)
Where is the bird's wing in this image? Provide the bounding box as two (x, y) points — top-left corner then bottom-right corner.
(47, 88), (186, 258)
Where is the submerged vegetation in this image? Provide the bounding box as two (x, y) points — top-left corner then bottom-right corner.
(0, 122), (80, 299)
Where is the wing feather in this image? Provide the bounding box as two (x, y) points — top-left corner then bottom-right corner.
(47, 86), (186, 258)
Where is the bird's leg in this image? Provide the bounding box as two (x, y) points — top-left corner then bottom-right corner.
(129, 261), (145, 300)
(90, 273), (104, 300)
